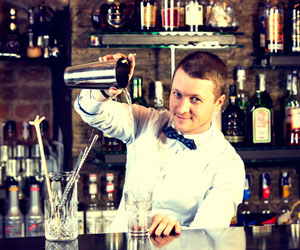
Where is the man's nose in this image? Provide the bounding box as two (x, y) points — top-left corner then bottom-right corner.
(177, 98), (190, 113)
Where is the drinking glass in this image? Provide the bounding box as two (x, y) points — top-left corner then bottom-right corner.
(124, 190), (153, 236)
(44, 172), (78, 241)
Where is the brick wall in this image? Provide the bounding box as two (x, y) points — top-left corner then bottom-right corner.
(69, 0), (298, 208)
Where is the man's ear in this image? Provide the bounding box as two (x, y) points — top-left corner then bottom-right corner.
(215, 94), (225, 110)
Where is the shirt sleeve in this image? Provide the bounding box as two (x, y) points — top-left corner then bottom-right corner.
(189, 153), (245, 228)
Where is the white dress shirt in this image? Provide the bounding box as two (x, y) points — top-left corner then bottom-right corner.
(74, 89), (245, 232)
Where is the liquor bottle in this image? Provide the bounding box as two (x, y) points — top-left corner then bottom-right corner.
(222, 84), (246, 146)
(35, 6), (48, 55)
(102, 173), (117, 232)
(4, 177), (25, 238)
(258, 0), (270, 53)
(185, 0), (205, 32)
(26, 8), (42, 58)
(154, 81), (165, 111)
(247, 74), (274, 146)
(257, 173), (277, 225)
(85, 174), (103, 234)
(131, 76), (149, 107)
(3, 120), (17, 159)
(17, 121), (32, 160)
(235, 66), (250, 113)
(277, 172), (291, 225)
(99, 0), (128, 32)
(127, 0), (138, 31)
(161, 0), (181, 31)
(25, 178), (44, 237)
(4, 8), (20, 57)
(139, 0), (158, 31)
(284, 70), (300, 146)
(265, 0), (284, 53)
(237, 174), (257, 226)
(292, 0), (300, 53)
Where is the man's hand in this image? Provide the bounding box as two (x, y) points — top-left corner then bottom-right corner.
(149, 213), (181, 236)
(150, 234), (180, 248)
(91, 53), (136, 101)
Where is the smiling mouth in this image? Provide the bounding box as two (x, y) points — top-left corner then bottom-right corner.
(175, 114), (191, 120)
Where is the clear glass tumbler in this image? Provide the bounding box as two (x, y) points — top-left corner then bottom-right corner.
(125, 190), (153, 237)
(44, 172), (78, 241)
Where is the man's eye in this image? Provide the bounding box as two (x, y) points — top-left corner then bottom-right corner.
(191, 97), (200, 102)
(174, 92), (181, 97)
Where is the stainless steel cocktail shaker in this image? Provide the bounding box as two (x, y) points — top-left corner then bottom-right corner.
(64, 57), (131, 89)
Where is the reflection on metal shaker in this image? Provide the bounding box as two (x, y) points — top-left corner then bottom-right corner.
(64, 57), (131, 89)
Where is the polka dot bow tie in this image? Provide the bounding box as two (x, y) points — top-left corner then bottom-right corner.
(163, 126), (197, 150)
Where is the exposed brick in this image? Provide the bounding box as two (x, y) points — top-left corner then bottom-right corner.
(0, 103), (8, 119)
(15, 104), (40, 119)
(0, 86), (18, 100)
(19, 86), (51, 100)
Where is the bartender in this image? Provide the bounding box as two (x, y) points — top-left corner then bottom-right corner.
(74, 51), (245, 236)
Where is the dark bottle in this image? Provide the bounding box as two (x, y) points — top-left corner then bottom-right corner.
(284, 70), (300, 146)
(247, 74), (274, 146)
(235, 66), (250, 113)
(132, 76), (149, 107)
(237, 174), (257, 226)
(292, 0), (300, 53)
(185, 0), (205, 32)
(258, 0), (270, 53)
(25, 178), (44, 237)
(4, 177), (25, 238)
(4, 8), (20, 57)
(3, 120), (17, 159)
(26, 7), (42, 58)
(277, 172), (291, 225)
(99, 0), (128, 32)
(222, 84), (246, 146)
(257, 173), (277, 225)
(139, 0), (158, 31)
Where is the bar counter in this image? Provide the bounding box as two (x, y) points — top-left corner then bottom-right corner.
(1, 225), (300, 250)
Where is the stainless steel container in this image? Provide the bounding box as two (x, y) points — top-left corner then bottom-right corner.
(64, 57), (131, 89)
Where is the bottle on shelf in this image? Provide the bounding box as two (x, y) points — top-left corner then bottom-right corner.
(161, 0), (181, 31)
(277, 172), (291, 225)
(292, 0), (300, 53)
(185, 0), (205, 32)
(222, 84), (246, 146)
(237, 174), (257, 226)
(85, 174), (103, 234)
(102, 173), (117, 233)
(257, 0), (270, 53)
(4, 8), (21, 57)
(284, 70), (300, 146)
(25, 178), (44, 237)
(247, 73), (274, 146)
(139, 0), (158, 31)
(3, 120), (18, 159)
(235, 66), (250, 114)
(35, 5), (49, 58)
(131, 76), (149, 107)
(17, 121), (32, 160)
(257, 172), (277, 225)
(4, 177), (25, 238)
(26, 7), (42, 58)
(265, 0), (284, 53)
(154, 81), (166, 111)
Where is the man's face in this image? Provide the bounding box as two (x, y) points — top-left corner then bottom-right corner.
(169, 68), (224, 135)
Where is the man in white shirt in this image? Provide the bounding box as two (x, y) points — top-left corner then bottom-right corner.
(74, 51), (245, 236)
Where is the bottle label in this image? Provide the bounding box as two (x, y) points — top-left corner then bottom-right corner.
(89, 183), (97, 195)
(161, 7), (180, 29)
(140, 3), (157, 28)
(26, 218), (44, 237)
(185, 2), (203, 26)
(86, 210), (103, 234)
(5, 219), (24, 238)
(253, 107), (271, 143)
(291, 108), (300, 130)
(77, 211), (84, 235)
(106, 183), (114, 193)
(262, 173), (271, 200)
(266, 9), (284, 52)
(292, 10), (300, 52)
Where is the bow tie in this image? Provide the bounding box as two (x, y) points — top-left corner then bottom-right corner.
(163, 126), (197, 150)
